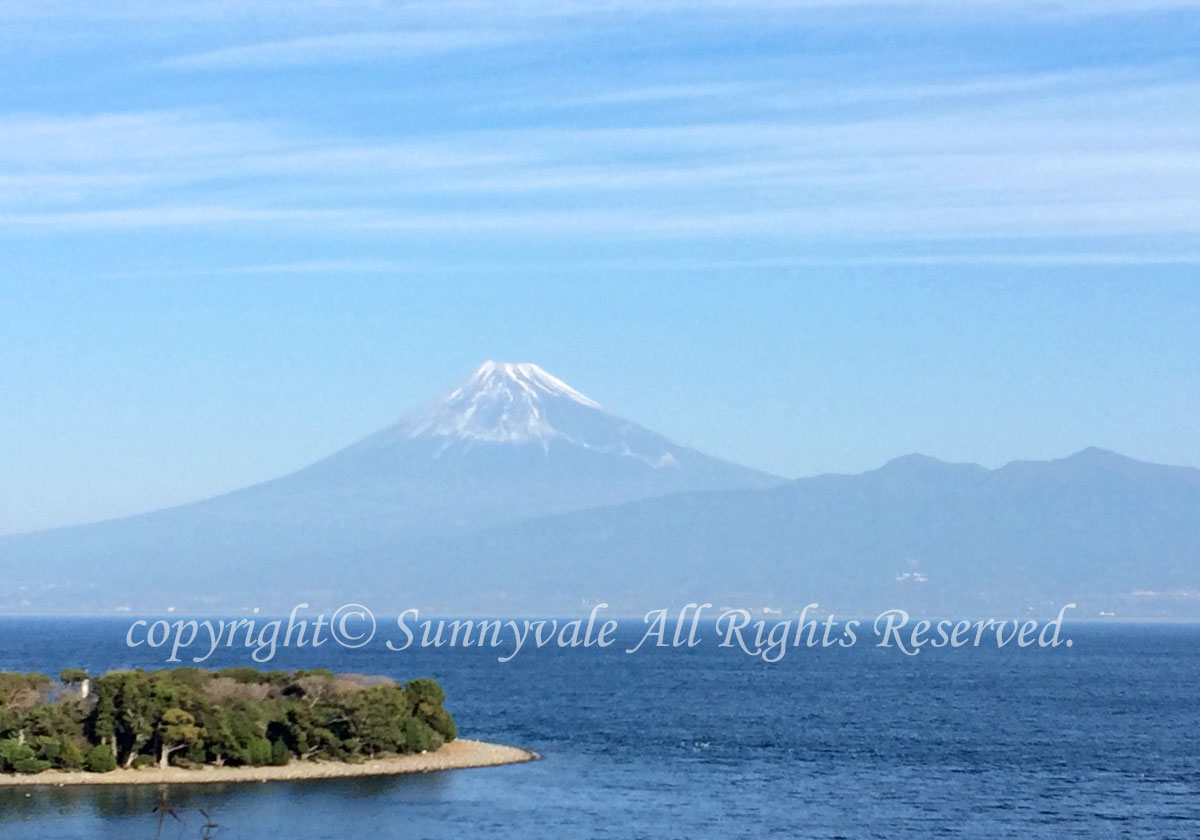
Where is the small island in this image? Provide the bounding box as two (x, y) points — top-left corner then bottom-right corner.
(0, 668), (534, 786)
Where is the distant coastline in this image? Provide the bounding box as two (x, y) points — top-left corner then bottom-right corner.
(0, 738), (536, 787)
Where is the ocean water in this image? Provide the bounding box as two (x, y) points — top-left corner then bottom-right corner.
(0, 618), (1197, 839)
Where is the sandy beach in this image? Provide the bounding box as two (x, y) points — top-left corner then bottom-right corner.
(0, 738), (537, 787)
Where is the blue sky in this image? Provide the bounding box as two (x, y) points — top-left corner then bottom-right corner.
(1, 2), (1199, 533)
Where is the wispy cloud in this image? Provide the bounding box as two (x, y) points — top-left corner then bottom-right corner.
(162, 30), (516, 70)
(98, 251), (1200, 281)
(536, 83), (754, 108)
(6, 195), (1200, 241)
(2, 61), (1199, 250)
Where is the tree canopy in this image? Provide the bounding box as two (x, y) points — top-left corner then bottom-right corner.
(0, 668), (455, 774)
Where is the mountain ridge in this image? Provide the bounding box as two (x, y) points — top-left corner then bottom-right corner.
(416, 446), (1200, 616)
(1, 361), (1196, 617)
(0, 361), (782, 610)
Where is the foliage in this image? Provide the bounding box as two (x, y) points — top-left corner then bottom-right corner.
(0, 739), (51, 774)
(157, 708), (203, 769)
(0, 668), (456, 775)
(422, 705), (459, 742)
(84, 744), (117, 773)
(404, 718), (445, 753)
(33, 733), (86, 769)
(0, 672), (52, 713)
(406, 678), (446, 707)
(245, 736), (274, 766)
(215, 667), (265, 684)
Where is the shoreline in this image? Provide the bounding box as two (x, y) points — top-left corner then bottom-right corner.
(0, 738), (538, 788)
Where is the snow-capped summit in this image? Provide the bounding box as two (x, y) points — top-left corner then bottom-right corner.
(469, 361), (601, 409)
(271, 359), (782, 526)
(398, 361), (603, 445)
(380, 361), (744, 477)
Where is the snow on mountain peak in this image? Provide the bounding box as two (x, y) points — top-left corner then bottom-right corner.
(467, 361), (601, 410)
(398, 361), (605, 444)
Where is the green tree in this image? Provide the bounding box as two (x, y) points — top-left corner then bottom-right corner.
(285, 702), (342, 761)
(405, 678), (446, 706)
(84, 743), (117, 773)
(351, 685), (411, 757)
(199, 704), (264, 766)
(0, 738), (50, 774)
(7, 668), (456, 772)
(421, 706), (458, 742)
(157, 708), (203, 770)
(245, 736), (273, 766)
(404, 718), (444, 753)
(91, 671), (173, 767)
(46, 734), (86, 769)
(89, 679), (118, 758)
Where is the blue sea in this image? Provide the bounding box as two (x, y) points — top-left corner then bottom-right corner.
(1, 618), (1198, 838)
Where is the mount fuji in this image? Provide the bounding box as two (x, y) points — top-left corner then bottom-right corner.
(0, 362), (780, 610)
(290, 360), (781, 527)
(5, 363), (1197, 617)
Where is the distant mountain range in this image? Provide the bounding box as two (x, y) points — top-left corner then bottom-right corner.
(2, 363), (1197, 617)
(430, 446), (1200, 617)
